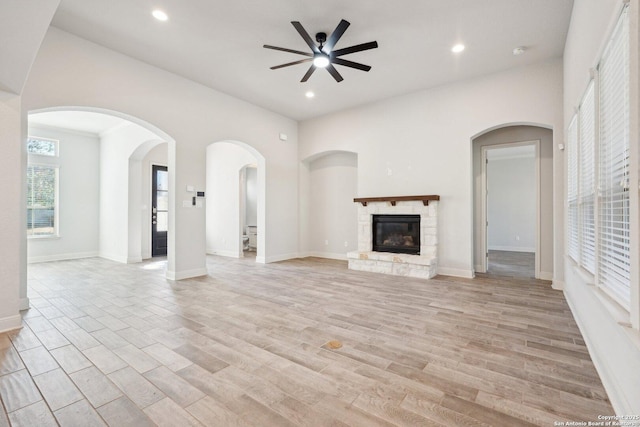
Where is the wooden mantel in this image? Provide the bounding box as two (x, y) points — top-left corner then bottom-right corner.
(353, 195), (440, 206)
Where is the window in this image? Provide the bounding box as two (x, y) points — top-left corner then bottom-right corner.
(567, 116), (579, 262)
(598, 6), (630, 307)
(27, 136), (58, 157)
(579, 82), (596, 274)
(27, 165), (58, 237)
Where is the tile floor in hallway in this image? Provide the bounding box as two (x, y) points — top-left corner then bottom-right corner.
(0, 256), (614, 426)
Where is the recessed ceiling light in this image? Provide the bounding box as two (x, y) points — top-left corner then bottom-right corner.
(451, 44), (465, 53)
(513, 46), (526, 56)
(305, 91), (315, 98)
(152, 9), (168, 21)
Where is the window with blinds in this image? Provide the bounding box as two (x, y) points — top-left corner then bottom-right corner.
(567, 116), (579, 262)
(598, 6), (630, 308)
(27, 165), (58, 236)
(579, 82), (596, 274)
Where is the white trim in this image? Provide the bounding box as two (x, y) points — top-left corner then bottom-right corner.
(99, 253), (128, 264)
(538, 271), (553, 281)
(306, 251), (347, 261)
(206, 249), (241, 258)
(564, 265), (640, 416)
(166, 268), (208, 281)
(28, 251), (98, 264)
(436, 267), (475, 278)
(19, 298), (30, 311)
(0, 315), (22, 334)
(264, 253), (299, 263)
(551, 280), (564, 290)
(127, 257), (142, 264)
(255, 255), (266, 264)
(488, 246), (536, 253)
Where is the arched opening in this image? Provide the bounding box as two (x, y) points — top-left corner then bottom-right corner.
(26, 107), (174, 293)
(205, 141), (265, 262)
(471, 124), (554, 280)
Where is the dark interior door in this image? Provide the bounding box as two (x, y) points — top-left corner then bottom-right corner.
(152, 165), (168, 257)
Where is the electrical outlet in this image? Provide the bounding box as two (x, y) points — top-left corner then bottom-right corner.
(344, 241), (348, 247)
(515, 235), (520, 241)
(325, 240), (329, 245)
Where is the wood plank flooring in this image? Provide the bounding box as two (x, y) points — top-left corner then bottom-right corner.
(0, 256), (614, 426)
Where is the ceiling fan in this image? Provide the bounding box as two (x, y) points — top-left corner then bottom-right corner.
(264, 19), (378, 82)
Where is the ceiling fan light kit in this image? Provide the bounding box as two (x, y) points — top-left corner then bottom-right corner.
(264, 19), (378, 82)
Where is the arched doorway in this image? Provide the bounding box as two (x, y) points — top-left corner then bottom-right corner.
(472, 124), (554, 280)
(205, 141), (266, 262)
(25, 107), (175, 305)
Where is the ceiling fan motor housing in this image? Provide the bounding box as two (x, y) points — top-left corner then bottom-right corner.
(315, 32), (327, 45)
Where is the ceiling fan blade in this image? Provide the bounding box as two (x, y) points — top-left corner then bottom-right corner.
(291, 21), (320, 53)
(301, 65), (316, 82)
(263, 45), (312, 57)
(270, 58), (313, 70)
(323, 19), (350, 53)
(332, 57), (371, 72)
(333, 41), (378, 57)
(326, 64), (344, 82)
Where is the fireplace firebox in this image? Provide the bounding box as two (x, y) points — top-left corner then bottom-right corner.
(372, 214), (420, 255)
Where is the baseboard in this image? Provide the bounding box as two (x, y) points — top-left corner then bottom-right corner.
(127, 256), (142, 264)
(166, 268), (208, 281)
(538, 271), (553, 281)
(436, 267), (475, 278)
(551, 279), (564, 290)
(0, 315), (22, 334)
(488, 246), (535, 253)
(474, 264), (485, 273)
(19, 298), (30, 311)
(306, 251), (347, 261)
(264, 253), (299, 263)
(28, 251), (98, 264)
(99, 253), (128, 264)
(206, 249), (241, 258)
(255, 256), (266, 264)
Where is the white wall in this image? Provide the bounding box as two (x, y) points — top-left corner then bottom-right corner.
(99, 122), (162, 263)
(206, 142), (258, 258)
(0, 0), (58, 331)
(0, 91), (24, 331)
(24, 28), (299, 278)
(306, 152), (358, 259)
(487, 156), (536, 252)
(141, 143), (168, 259)
(562, 0), (640, 416)
(299, 59), (564, 278)
(27, 125), (100, 262)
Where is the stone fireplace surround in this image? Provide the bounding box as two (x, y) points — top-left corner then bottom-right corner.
(347, 195), (439, 279)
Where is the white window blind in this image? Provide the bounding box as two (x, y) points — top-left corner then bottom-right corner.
(567, 115), (579, 262)
(598, 6), (630, 307)
(579, 82), (596, 273)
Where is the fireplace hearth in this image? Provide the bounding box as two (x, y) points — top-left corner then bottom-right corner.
(347, 195), (439, 280)
(372, 215), (420, 255)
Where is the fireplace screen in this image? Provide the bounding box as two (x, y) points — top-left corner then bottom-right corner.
(372, 214), (420, 255)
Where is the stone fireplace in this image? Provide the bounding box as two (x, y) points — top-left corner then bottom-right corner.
(347, 195), (439, 279)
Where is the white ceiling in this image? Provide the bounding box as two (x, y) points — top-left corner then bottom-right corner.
(50, 0), (574, 121)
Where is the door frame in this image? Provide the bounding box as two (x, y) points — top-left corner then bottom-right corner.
(480, 140), (541, 278)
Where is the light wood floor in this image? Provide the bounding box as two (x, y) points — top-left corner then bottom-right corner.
(487, 250), (535, 278)
(0, 256), (613, 426)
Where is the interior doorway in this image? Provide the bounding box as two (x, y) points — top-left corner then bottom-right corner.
(151, 165), (168, 256)
(481, 141), (539, 278)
